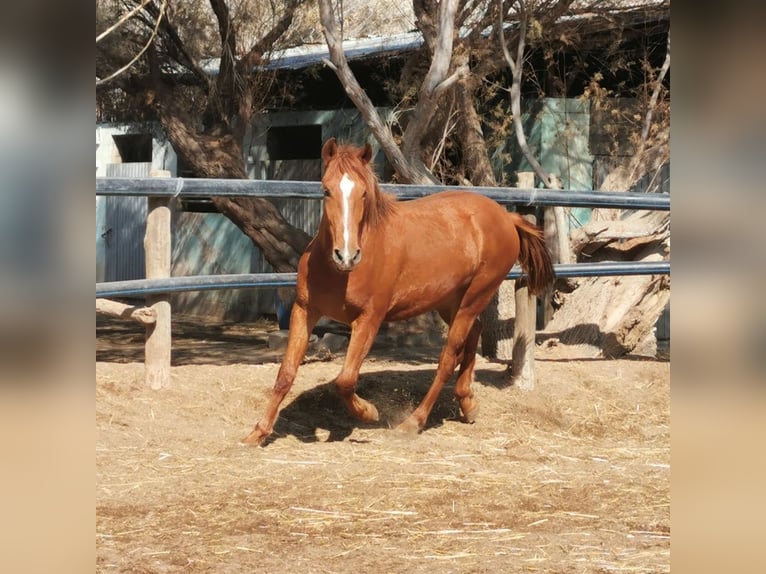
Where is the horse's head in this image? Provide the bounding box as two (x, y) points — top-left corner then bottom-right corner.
(320, 138), (374, 272)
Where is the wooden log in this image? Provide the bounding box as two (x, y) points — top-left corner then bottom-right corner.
(96, 298), (156, 324)
(144, 170), (172, 390)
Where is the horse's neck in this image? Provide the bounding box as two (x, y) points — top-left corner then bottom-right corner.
(316, 218), (334, 247)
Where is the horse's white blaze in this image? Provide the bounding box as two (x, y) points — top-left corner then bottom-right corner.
(339, 172), (355, 259)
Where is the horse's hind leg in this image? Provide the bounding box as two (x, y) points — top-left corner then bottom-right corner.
(437, 306), (480, 424)
(455, 319), (481, 423)
(397, 309), (483, 433)
(398, 280), (500, 434)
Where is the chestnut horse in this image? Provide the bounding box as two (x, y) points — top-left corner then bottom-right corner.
(241, 138), (555, 445)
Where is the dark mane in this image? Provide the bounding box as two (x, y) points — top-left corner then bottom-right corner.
(329, 144), (397, 228)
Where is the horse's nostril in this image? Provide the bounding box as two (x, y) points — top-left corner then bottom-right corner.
(333, 249), (343, 262)
(352, 249), (362, 263)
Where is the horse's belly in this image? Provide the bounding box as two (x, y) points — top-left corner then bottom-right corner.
(383, 305), (437, 322)
(383, 273), (468, 322)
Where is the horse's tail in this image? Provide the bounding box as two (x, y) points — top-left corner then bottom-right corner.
(509, 212), (556, 296)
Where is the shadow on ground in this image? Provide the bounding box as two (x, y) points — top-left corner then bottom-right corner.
(97, 315), (445, 366)
(262, 365), (510, 446)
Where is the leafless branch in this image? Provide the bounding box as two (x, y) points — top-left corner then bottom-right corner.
(640, 30), (671, 144)
(209, 0), (238, 94)
(498, 0), (572, 264)
(401, 0), (461, 162)
(498, 0), (552, 186)
(626, 30), (670, 185)
(137, 0), (209, 84)
(97, 0), (168, 86)
(237, 0), (302, 75)
(317, 0), (434, 184)
(96, 0), (152, 44)
(430, 101), (459, 173)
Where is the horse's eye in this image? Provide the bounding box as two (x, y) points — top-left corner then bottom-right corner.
(322, 188), (331, 198)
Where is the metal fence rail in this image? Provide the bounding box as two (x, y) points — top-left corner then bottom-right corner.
(96, 175), (670, 390)
(96, 261), (670, 299)
(96, 175), (670, 298)
(96, 177), (670, 211)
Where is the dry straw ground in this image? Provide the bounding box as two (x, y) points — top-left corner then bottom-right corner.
(96, 317), (669, 573)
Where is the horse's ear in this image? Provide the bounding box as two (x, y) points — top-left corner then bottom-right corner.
(359, 143), (373, 165)
(321, 138), (338, 164)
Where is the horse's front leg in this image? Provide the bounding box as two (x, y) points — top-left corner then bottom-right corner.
(240, 302), (319, 446)
(334, 315), (383, 423)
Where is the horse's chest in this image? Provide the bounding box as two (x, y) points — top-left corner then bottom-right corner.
(305, 269), (374, 322)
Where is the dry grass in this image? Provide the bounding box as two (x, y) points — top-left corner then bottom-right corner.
(96, 320), (669, 573)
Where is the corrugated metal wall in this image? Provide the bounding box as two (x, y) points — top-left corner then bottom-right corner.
(170, 210), (261, 321)
(169, 159), (324, 321)
(104, 163), (150, 282)
(263, 160), (323, 238)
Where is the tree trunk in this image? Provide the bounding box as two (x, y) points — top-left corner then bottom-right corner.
(541, 264), (670, 358)
(158, 107), (311, 272)
(318, 0), (437, 185)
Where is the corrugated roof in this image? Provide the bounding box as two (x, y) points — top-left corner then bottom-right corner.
(264, 31), (424, 70)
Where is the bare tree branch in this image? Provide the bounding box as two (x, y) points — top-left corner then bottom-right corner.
(236, 0), (303, 75)
(402, 0), (464, 163)
(317, 0), (435, 184)
(97, 0), (168, 86)
(139, 0), (209, 84)
(623, 29), (670, 187)
(498, 0), (552, 186)
(640, 30), (671, 145)
(209, 0), (238, 117)
(498, 0), (572, 264)
(96, 0), (152, 44)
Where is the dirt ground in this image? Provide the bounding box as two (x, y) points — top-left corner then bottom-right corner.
(96, 315), (670, 573)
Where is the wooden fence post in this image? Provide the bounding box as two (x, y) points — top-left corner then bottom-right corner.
(542, 174), (568, 327)
(511, 171), (537, 390)
(144, 170), (172, 389)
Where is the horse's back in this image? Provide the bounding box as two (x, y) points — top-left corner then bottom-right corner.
(406, 189), (502, 210)
(380, 190), (521, 320)
(399, 190), (518, 247)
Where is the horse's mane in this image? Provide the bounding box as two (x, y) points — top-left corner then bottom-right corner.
(327, 144), (397, 228)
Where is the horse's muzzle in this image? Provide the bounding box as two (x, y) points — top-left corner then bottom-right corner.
(332, 248), (362, 271)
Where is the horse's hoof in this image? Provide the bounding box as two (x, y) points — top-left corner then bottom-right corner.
(239, 427), (269, 446)
(362, 403), (380, 423)
(460, 397), (479, 424)
(394, 416), (422, 436)
(352, 399), (380, 423)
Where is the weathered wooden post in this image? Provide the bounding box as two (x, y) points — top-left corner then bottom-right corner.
(542, 174), (568, 326)
(144, 170), (172, 389)
(511, 172), (537, 391)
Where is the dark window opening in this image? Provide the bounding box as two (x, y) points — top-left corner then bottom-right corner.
(176, 156), (218, 212)
(267, 125), (322, 160)
(113, 133), (152, 163)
